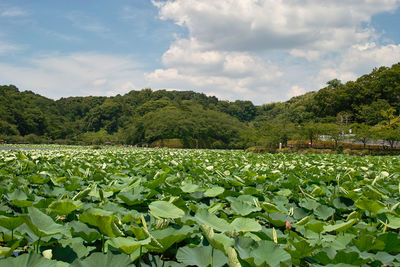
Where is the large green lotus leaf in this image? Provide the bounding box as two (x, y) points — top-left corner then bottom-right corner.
(353, 233), (385, 252)
(7, 189), (28, 201)
(314, 205), (335, 220)
(328, 233), (356, 250)
(332, 198), (351, 210)
(261, 202), (281, 213)
(262, 227), (286, 243)
(28, 174), (50, 184)
(323, 219), (357, 233)
(26, 207), (68, 237)
(0, 252), (69, 267)
(48, 199), (82, 216)
(121, 211), (141, 224)
(377, 232), (400, 253)
(79, 209), (122, 238)
(374, 251), (396, 265)
(72, 187), (92, 201)
(287, 239), (314, 263)
(195, 209), (232, 232)
(71, 252), (134, 267)
(228, 196), (261, 216)
(11, 199), (33, 208)
(69, 221), (101, 243)
(330, 249), (367, 266)
(276, 188), (292, 197)
(243, 240), (291, 267)
(0, 215), (24, 230)
(385, 213), (400, 229)
(149, 201), (184, 219)
(355, 198), (386, 214)
(176, 245), (227, 267)
(181, 182), (202, 193)
(59, 237), (95, 259)
(101, 202), (129, 216)
(266, 212), (290, 227)
(204, 187), (225, 197)
(300, 198), (320, 211)
(89, 189), (113, 200)
(305, 220), (326, 233)
(130, 225), (148, 240)
(117, 192), (145, 206)
(147, 226), (194, 252)
(107, 237), (150, 254)
(231, 218), (262, 232)
(0, 205), (11, 216)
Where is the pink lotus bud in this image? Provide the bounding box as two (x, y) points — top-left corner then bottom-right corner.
(286, 220), (292, 230)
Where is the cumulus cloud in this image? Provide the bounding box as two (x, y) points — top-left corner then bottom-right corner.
(148, 0), (400, 103)
(0, 52), (145, 99)
(314, 43), (400, 86)
(154, 0), (398, 52)
(287, 85), (306, 98)
(146, 37), (283, 101)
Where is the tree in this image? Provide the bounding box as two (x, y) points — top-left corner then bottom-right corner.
(356, 99), (392, 125)
(337, 112), (352, 126)
(352, 124), (372, 148)
(326, 78), (343, 89)
(373, 127), (400, 149)
(321, 123), (345, 148)
(299, 122), (322, 146)
(255, 122), (293, 148)
(0, 120), (20, 136)
(380, 107), (396, 126)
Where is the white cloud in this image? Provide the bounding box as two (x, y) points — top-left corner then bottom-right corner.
(314, 43), (400, 87)
(148, 0), (400, 103)
(0, 6), (27, 17)
(92, 79), (108, 86)
(341, 43), (400, 74)
(146, 37), (283, 102)
(154, 0), (399, 52)
(287, 85), (306, 98)
(0, 52), (145, 99)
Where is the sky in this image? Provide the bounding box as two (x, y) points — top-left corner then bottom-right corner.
(1, 0), (400, 104)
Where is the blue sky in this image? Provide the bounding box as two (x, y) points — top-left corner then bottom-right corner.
(1, 0), (400, 104)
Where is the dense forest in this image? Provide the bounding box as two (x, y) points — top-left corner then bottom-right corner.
(0, 63), (399, 149)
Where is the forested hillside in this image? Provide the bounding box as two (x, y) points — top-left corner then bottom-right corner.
(1, 63), (399, 149)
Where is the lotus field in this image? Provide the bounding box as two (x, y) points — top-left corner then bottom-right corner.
(0, 147), (400, 266)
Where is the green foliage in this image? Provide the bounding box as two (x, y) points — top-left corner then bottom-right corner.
(353, 123), (373, 148)
(0, 147), (399, 266)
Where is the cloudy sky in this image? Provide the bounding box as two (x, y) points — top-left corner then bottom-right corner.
(1, 0), (400, 104)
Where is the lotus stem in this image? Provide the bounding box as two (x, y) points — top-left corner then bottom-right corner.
(101, 234), (105, 253)
(36, 237), (41, 253)
(138, 245), (142, 267)
(211, 247), (214, 267)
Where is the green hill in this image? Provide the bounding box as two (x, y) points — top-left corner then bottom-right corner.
(1, 63), (399, 148)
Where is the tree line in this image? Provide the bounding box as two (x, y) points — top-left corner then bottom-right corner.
(0, 62), (399, 149)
